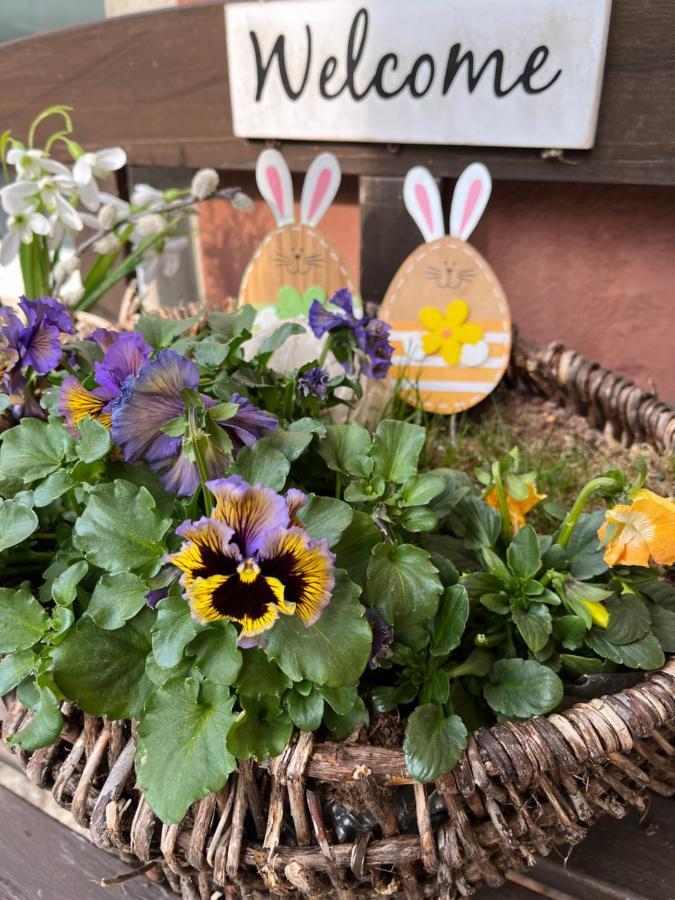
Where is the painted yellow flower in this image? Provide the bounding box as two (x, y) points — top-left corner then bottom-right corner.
(599, 488), (675, 567)
(486, 481), (547, 534)
(419, 301), (484, 366)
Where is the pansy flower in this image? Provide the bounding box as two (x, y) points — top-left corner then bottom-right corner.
(167, 476), (334, 643)
(59, 331), (152, 432)
(599, 489), (675, 567)
(111, 350), (276, 496)
(486, 480), (546, 535)
(0, 296), (74, 389)
(308, 289), (394, 380)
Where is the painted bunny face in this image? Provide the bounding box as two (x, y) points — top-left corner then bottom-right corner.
(238, 150), (357, 321)
(379, 163), (511, 415)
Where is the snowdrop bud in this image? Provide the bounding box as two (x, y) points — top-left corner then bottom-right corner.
(231, 191), (253, 212)
(190, 167), (219, 201)
(93, 233), (121, 255)
(135, 213), (166, 237)
(53, 256), (81, 284)
(60, 284), (85, 306)
(98, 203), (119, 230)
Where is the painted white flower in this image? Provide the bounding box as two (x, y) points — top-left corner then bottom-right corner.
(72, 147), (127, 211)
(0, 206), (51, 266)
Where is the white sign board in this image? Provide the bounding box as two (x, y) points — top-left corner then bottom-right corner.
(225, 0), (612, 150)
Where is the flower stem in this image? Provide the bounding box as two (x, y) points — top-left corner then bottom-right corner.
(557, 476), (618, 549)
(491, 461), (512, 542)
(188, 408), (213, 517)
(317, 338), (330, 369)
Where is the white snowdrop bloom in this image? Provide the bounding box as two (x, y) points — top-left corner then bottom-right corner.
(0, 180), (40, 215)
(72, 147), (127, 212)
(137, 235), (188, 283)
(130, 183), (164, 210)
(98, 191), (130, 221)
(0, 207), (51, 266)
(6, 147), (48, 180)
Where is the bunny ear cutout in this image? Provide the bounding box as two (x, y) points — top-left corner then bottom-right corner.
(403, 167), (444, 244)
(300, 152), (341, 227)
(449, 162), (492, 242)
(256, 149), (295, 226)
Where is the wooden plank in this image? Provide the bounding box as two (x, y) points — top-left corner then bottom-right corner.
(0, 0), (673, 184)
(0, 786), (172, 900)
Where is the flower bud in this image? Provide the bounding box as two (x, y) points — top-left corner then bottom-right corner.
(135, 213), (166, 237)
(53, 256), (81, 284)
(231, 190), (253, 212)
(59, 284), (85, 306)
(93, 233), (121, 255)
(97, 203), (119, 230)
(190, 167), (219, 201)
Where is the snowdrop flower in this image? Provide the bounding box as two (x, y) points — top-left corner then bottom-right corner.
(0, 207), (51, 266)
(0, 181), (39, 215)
(137, 235), (188, 283)
(72, 147), (127, 211)
(131, 183), (164, 211)
(6, 148), (49, 180)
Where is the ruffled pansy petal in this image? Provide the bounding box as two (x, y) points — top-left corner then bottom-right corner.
(168, 516), (239, 586)
(59, 376), (111, 433)
(188, 571), (282, 637)
(285, 488), (308, 523)
(599, 489), (675, 567)
(94, 332), (152, 400)
(259, 527), (335, 627)
(207, 477), (289, 555)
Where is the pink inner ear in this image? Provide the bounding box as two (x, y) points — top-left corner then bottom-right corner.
(308, 168), (331, 222)
(460, 179), (482, 234)
(415, 184), (434, 235)
(266, 166), (284, 216)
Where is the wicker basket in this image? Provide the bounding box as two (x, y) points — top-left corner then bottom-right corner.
(1, 338), (674, 899)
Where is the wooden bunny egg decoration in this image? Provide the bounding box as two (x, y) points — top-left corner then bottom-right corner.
(379, 164), (511, 415)
(238, 149), (358, 327)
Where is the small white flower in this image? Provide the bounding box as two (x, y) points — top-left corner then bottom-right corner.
(72, 147), (127, 211)
(6, 147), (48, 180)
(135, 213), (166, 237)
(0, 207), (51, 266)
(131, 183), (164, 210)
(0, 180), (39, 215)
(190, 168), (219, 201)
(137, 235), (188, 283)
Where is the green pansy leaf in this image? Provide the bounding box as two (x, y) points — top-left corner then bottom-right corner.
(235, 648), (292, 699)
(136, 312), (201, 350)
(262, 420), (323, 462)
(560, 654), (617, 677)
(233, 442), (289, 491)
(506, 525), (541, 580)
(188, 621), (242, 685)
(484, 658), (563, 718)
(0, 650), (36, 696)
(88, 572), (149, 630)
(136, 679), (237, 823)
(0, 418), (73, 482)
(321, 684), (362, 715)
(258, 322), (306, 357)
(285, 687), (324, 732)
(75, 416), (112, 463)
(0, 499), (38, 551)
(512, 605), (552, 652)
(73, 480), (171, 576)
(371, 420), (425, 484)
(585, 630), (665, 670)
(400, 474), (446, 507)
(145, 654), (193, 687)
(418, 535), (462, 587)
(52, 560), (88, 607)
(50, 606), (75, 642)
(367, 543), (443, 630)
(52, 609), (154, 719)
(226, 695), (293, 761)
(641, 581), (675, 611)
(566, 511), (608, 580)
(33, 470), (75, 507)
(9, 683), (64, 751)
(371, 681), (417, 713)
(265, 573), (371, 687)
(403, 704), (468, 782)
(316, 423), (373, 478)
(648, 604), (675, 652)
(0, 585), (49, 653)
(323, 693), (369, 738)
(447, 496), (501, 549)
(399, 507), (438, 533)
(297, 495), (353, 546)
(605, 595), (651, 645)
(152, 592), (201, 669)
(333, 511), (381, 589)
(431, 585), (469, 658)
(552, 615), (588, 651)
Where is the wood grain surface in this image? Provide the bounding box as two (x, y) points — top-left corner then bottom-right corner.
(0, 1), (673, 184)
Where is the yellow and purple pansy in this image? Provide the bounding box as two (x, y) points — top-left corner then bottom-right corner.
(167, 476), (334, 645)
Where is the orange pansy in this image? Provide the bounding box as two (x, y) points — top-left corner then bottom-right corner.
(599, 488), (675, 567)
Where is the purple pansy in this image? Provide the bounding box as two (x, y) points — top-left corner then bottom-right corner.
(0, 296), (74, 388)
(308, 289), (393, 380)
(297, 366), (330, 400)
(366, 608), (394, 669)
(111, 350), (277, 496)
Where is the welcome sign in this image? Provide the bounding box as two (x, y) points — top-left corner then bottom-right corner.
(225, 0), (612, 150)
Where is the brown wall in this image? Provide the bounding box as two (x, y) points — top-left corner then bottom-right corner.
(197, 180), (675, 404)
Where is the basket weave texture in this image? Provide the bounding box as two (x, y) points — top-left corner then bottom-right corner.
(1, 338), (674, 899)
